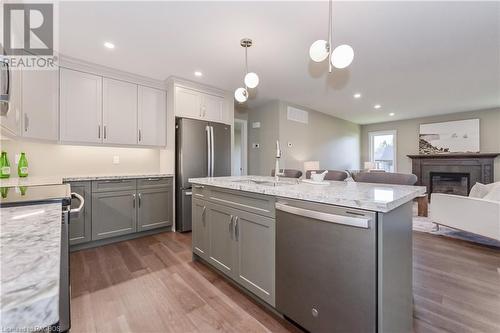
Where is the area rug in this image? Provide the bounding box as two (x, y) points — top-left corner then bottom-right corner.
(412, 203), (500, 248)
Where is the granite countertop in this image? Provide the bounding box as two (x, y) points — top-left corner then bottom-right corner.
(63, 173), (174, 182)
(0, 173), (174, 187)
(189, 176), (427, 212)
(0, 202), (62, 331)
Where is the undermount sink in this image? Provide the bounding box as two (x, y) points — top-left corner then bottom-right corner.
(231, 179), (298, 187)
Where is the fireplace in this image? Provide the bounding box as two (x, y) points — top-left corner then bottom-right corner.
(430, 172), (470, 196)
(408, 153), (499, 198)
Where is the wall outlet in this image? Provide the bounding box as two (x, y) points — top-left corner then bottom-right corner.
(112, 155), (120, 164)
(252, 143), (260, 149)
(252, 122), (261, 129)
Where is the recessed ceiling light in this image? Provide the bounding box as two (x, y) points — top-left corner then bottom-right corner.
(104, 42), (115, 49)
(194, 71), (203, 77)
(353, 93), (362, 99)
(389, 112), (395, 116)
(374, 104), (382, 109)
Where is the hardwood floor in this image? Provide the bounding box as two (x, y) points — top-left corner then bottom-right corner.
(70, 231), (500, 333)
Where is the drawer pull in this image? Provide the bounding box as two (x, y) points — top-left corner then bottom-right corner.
(146, 178), (161, 181)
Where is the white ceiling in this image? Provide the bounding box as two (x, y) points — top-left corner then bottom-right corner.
(59, 1), (500, 124)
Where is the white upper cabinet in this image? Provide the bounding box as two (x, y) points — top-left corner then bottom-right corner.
(173, 83), (230, 124)
(1, 69), (21, 137)
(102, 78), (138, 145)
(202, 94), (224, 122)
(175, 86), (202, 119)
(138, 86), (166, 146)
(22, 69), (59, 140)
(60, 68), (102, 143)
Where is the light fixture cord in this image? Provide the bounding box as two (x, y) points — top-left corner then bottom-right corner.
(328, 0), (333, 73)
(244, 44), (248, 89)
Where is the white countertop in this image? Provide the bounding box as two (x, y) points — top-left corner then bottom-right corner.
(0, 173), (174, 187)
(189, 176), (427, 212)
(0, 202), (62, 331)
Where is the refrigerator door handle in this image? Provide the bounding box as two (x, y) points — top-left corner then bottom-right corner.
(210, 126), (215, 177)
(206, 125), (211, 177)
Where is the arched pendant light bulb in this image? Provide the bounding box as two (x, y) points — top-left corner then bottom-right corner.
(234, 87), (248, 103)
(331, 44), (354, 69)
(244, 72), (259, 89)
(309, 40), (329, 62)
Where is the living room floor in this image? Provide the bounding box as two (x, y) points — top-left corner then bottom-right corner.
(70, 231), (500, 333)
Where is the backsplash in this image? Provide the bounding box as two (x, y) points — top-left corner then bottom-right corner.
(0, 140), (167, 178)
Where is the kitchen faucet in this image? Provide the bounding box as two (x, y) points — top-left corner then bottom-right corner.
(275, 140), (284, 182)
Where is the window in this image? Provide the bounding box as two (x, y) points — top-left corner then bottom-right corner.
(368, 130), (397, 172)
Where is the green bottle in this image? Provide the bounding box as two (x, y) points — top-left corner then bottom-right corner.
(18, 152), (28, 178)
(0, 152), (11, 178)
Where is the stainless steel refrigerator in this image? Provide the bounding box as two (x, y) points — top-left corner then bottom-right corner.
(175, 117), (231, 232)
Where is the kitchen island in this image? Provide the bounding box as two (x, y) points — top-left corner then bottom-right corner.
(189, 176), (426, 333)
(0, 202), (63, 332)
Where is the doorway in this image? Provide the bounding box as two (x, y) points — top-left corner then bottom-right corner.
(233, 119), (248, 176)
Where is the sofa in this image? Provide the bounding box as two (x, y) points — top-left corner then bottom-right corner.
(430, 182), (500, 241)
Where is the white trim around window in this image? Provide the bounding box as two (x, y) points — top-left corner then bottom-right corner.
(368, 130), (398, 172)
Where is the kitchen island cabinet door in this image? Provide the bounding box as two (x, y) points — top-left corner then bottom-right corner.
(233, 210), (275, 306)
(137, 187), (172, 231)
(68, 181), (91, 245)
(192, 198), (209, 260)
(207, 202), (237, 278)
(92, 190), (137, 240)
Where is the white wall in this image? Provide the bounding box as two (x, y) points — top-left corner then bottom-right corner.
(279, 101), (361, 173)
(0, 140), (164, 178)
(246, 100), (361, 176)
(360, 108), (500, 181)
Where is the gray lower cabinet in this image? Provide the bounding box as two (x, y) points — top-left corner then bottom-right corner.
(137, 187), (173, 231)
(207, 202), (237, 278)
(234, 209), (275, 306)
(192, 198), (209, 260)
(92, 190), (137, 240)
(199, 195), (276, 306)
(68, 181), (92, 245)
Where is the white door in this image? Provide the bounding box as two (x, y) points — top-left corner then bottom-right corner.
(1, 69), (21, 136)
(202, 93), (224, 122)
(175, 86), (202, 119)
(138, 86), (166, 146)
(103, 78), (138, 145)
(60, 68), (102, 143)
(22, 69), (59, 140)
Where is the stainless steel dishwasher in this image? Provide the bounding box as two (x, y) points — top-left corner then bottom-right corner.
(276, 198), (377, 333)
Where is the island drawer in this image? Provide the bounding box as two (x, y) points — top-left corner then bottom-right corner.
(92, 179), (137, 192)
(207, 187), (275, 218)
(138, 177), (172, 189)
(192, 184), (209, 199)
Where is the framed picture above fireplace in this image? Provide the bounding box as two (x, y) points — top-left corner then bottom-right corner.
(419, 119), (480, 154)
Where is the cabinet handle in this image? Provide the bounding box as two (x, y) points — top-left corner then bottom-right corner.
(202, 206), (206, 225)
(98, 125), (101, 139)
(147, 178), (160, 181)
(234, 216), (239, 241)
(229, 215), (234, 235)
(132, 193), (136, 208)
(24, 114), (29, 132)
(138, 193), (142, 207)
(104, 125), (107, 139)
(194, 185), (204, 189)
(139, 129), (142, 142)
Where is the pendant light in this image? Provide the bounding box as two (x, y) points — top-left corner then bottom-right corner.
(234, 38), (259, 103)
(309, 0), (354, 72)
